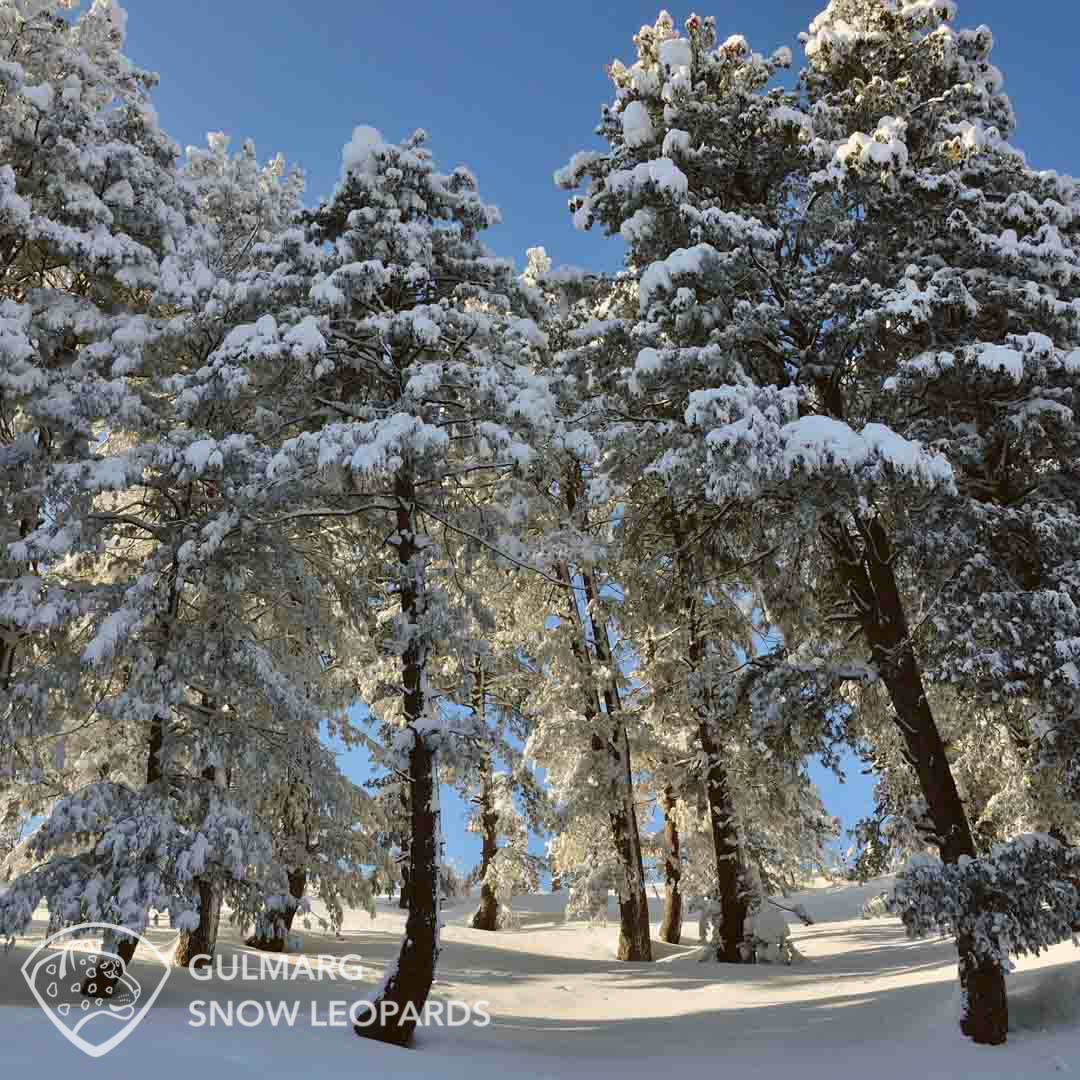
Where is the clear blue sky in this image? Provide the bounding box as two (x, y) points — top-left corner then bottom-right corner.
(126, 0), (1080, 277)
(115, 1), (1077, 877)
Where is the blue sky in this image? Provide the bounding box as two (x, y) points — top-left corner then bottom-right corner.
(128, 0), (1080, 277)
(116, 1), (1076, 877)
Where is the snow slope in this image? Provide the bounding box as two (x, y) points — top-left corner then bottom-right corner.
(1, 878), (1078, 1077)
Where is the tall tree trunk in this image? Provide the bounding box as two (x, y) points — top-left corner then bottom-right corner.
(470, 664), (500, 931)
(677, 517), (749, 964)
(698, 717), (748, 962)
(560, 472), (652, 961)
(356, 470), (440, 1047)
(580, 571), (652, 962)
(658, 786), (683, 944)
(828, 512), (1008, 1044)
(470, 775), (499, 931)
(605, 725), (652, 961)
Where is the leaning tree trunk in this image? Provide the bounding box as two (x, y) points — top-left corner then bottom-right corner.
(658, 786), (683, 944)
(356, 470), (440, 1047)
(829, 512), (1008, 1044)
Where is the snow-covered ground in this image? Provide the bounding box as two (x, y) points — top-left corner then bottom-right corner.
(2, 878), (1078, 1077)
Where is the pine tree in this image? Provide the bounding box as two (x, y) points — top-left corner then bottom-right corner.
(225, 126), (553, 1044)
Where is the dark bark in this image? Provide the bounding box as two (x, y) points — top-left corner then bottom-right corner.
(82, 934), (138, 1002)
(676, 519), (749, 965)
(246, 868), (307, 953)
(698, 718), (749, 962)
(579, 571), (652, 963)
(470, 664), (500, 932)
(175, 876), (223, 968)
(398, 783), (411, 909)
(558, 473), (652, 962)
(0, 640), (15, 694)
(470, 787), (500, 931)
(356, 470), (440, 1047)
(608, 729), (653, 961)
(827, 512), (1007, 1044)
(175, 763), (224, 968)
(658, 786), (683, 944)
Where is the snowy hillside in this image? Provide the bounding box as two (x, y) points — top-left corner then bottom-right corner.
(2, 880), (1077, 1078)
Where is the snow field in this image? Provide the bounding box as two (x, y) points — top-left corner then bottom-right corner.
(2, 878), (1078, 1078)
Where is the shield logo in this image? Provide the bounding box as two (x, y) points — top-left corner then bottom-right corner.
(20, 922), (171, 1058)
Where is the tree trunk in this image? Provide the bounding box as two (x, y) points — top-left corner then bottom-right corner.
(398, 783), (411, 909)
(82, 932), (138, 1002)
(470, 664), (500, 932)
(557, 475), (652, 963)
(246, 868), (306, 953)
(175, 877), (223, 968)
(829, 512), (1007, 1044)
(550, 874), (561, 892)
(658, 786), (683, 944)
(676, 520), (749, 965)
(608, 732), (653, 961)
(175, 763), (225, 968)
(698, 719), (749, 962)
(578, 568), (652, 962)
(356, 469), (440, 1047)
(470, 772), (500, 931)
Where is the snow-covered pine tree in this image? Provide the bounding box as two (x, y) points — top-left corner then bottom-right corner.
(556, 11), (842, 963)
(788, 0), (1080, 1042)
(219, 125), (553, 1044)
(0, 2), (380, 986)
(514, 264), (656, 962)
(0, 0), (189, 786)
(561, 2), (1080, 1039)
(435, 645), (551, 933)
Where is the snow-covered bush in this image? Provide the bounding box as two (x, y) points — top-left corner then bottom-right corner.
(695, 896), (799, 964)
(746, 903), (799, 964)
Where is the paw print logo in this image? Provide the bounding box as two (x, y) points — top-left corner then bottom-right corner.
(21, 923), (171, 1058)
